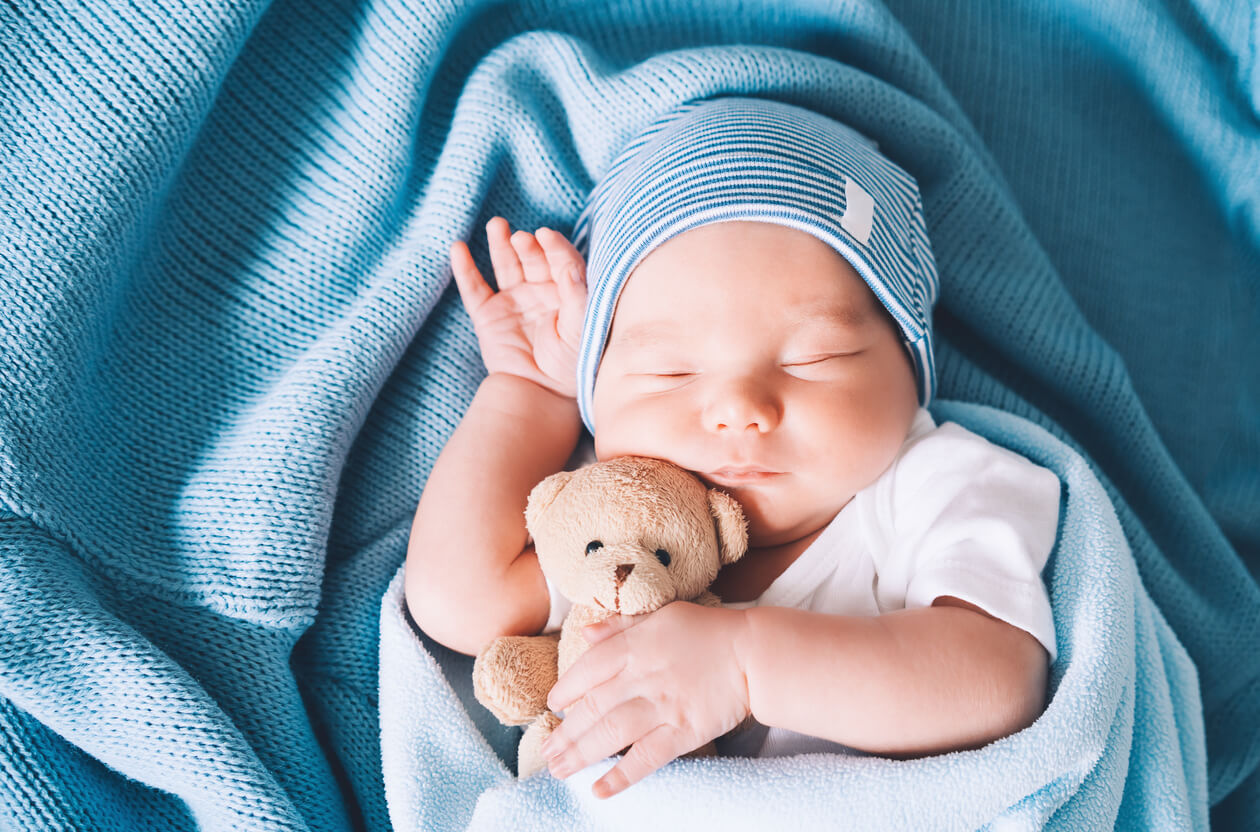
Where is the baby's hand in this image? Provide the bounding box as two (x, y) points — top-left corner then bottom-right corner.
(449, 217), (587, 399)
(540, 602), (753, 799)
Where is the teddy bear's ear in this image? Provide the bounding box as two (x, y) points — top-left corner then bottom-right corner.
(524, 470), (577, 535)
(707, 488), (749, 565)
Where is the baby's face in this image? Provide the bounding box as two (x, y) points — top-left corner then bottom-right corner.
(591, 221), (920, 549)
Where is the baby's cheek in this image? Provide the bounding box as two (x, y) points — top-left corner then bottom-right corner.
(592, 397), (668, 458)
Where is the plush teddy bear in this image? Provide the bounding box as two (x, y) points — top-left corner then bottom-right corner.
(471, 454), (750, 778)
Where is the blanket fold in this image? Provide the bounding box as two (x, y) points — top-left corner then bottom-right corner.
(2, 0), (1256, 830)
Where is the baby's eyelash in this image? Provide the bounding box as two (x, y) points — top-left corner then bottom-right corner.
(785, 354), (850, 366)
(632, 353), (861, 378)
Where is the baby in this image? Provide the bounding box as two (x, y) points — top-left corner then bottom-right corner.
(406, 98), (1061, 801)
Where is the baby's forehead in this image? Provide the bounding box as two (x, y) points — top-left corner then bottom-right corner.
(606, 286), (888, 354)
(605, 224), (887, 338)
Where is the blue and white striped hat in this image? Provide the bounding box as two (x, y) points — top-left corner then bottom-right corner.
(571, 96), (939, 435)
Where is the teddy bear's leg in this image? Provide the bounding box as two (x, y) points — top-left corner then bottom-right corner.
(472, 633), (560, 725)
(517, 710), (563, 778)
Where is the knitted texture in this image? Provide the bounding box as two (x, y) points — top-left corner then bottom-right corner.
(0, 0), (1257, 830)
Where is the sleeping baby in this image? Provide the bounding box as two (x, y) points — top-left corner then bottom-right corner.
(406, 97), (1061, 800)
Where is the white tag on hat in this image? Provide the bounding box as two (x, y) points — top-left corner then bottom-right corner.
(841, 178), (874, 245)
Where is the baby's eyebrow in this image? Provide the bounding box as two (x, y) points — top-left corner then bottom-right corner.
(608, 320), (683, 349)
(610, 303), (870, 348)
(790, 303), (872, 329)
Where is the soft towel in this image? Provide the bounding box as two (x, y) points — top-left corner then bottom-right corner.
(1, 1), (1257, 830)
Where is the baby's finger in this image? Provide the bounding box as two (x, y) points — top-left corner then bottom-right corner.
(536, 227), (586, 272)
(548, 640), (627, 713)
(537, 229), (587, 346)
(554, 273), (586, 349)
(536, 228), (587, 286)
(547, 699), (658, 782)
(592, 724), (678, 799)
(510, 229), (552, 283)
(583, 614), (634, 644)
(486, 217), (525, 291)
(449, 241), (493, 313)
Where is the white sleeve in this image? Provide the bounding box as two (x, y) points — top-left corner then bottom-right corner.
(542, 572), (573, 634)
(877, 422), (1061, 662)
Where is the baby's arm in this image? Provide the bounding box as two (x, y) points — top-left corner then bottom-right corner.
(406, 373), (579, 656)
(739, 598), (1048, 755)
(406, 218), (587, 657)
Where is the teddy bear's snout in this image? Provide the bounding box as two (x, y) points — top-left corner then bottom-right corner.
(585, 543), (674, 615)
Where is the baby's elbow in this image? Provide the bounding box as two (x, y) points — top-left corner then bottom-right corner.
(997, 634), (1050, 739)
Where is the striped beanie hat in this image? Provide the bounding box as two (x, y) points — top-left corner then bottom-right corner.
(571, 96), (939, 435)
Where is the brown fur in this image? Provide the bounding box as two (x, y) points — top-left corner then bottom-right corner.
(471, 455), (750, 778)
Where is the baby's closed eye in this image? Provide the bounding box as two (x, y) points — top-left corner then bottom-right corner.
(783, 352), (861, 365)
(627, 353), (863, 378)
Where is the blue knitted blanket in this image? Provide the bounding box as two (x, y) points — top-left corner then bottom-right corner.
(1, 1), (1257, 831)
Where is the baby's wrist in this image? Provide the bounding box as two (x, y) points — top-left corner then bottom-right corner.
(485, 371), (574, 404)
(731, 607), (759, 717)
(481, 372), (581, 433)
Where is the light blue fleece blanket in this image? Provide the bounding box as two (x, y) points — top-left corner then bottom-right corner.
(1, 1), (1257, 831)
(380, 401), (1204, 830)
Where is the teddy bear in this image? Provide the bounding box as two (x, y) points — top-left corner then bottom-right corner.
(471, 454), (751, 779)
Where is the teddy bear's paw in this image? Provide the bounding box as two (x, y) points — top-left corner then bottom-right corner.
(518, 711), (563, 778)
(472, 635), (560, 725)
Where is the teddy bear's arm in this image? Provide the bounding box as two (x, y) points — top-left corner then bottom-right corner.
(472, 633), (561, 725)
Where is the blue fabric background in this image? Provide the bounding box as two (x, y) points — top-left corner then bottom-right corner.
(1, 0), (1256, 829)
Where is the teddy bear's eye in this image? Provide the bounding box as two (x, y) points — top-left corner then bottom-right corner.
(655, 548), (671, 567)
(585, 540), (603, 555)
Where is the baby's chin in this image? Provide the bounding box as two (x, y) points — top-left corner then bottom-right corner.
(739, 497), (844, 551)
(745, 524), (815, 550)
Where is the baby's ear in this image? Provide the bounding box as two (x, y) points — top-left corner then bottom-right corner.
(524, 470), (577, 534)
(707, 488), (749, 565)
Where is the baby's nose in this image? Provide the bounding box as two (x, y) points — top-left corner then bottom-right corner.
(705, 380), (780, 433)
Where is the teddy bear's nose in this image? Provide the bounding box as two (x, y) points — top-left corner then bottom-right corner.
(614, 564), (634, 586)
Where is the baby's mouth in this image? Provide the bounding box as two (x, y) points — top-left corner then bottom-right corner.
(705, 470), (783, 487)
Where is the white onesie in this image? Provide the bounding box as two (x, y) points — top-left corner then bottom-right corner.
(539, 407), (1062, 759)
